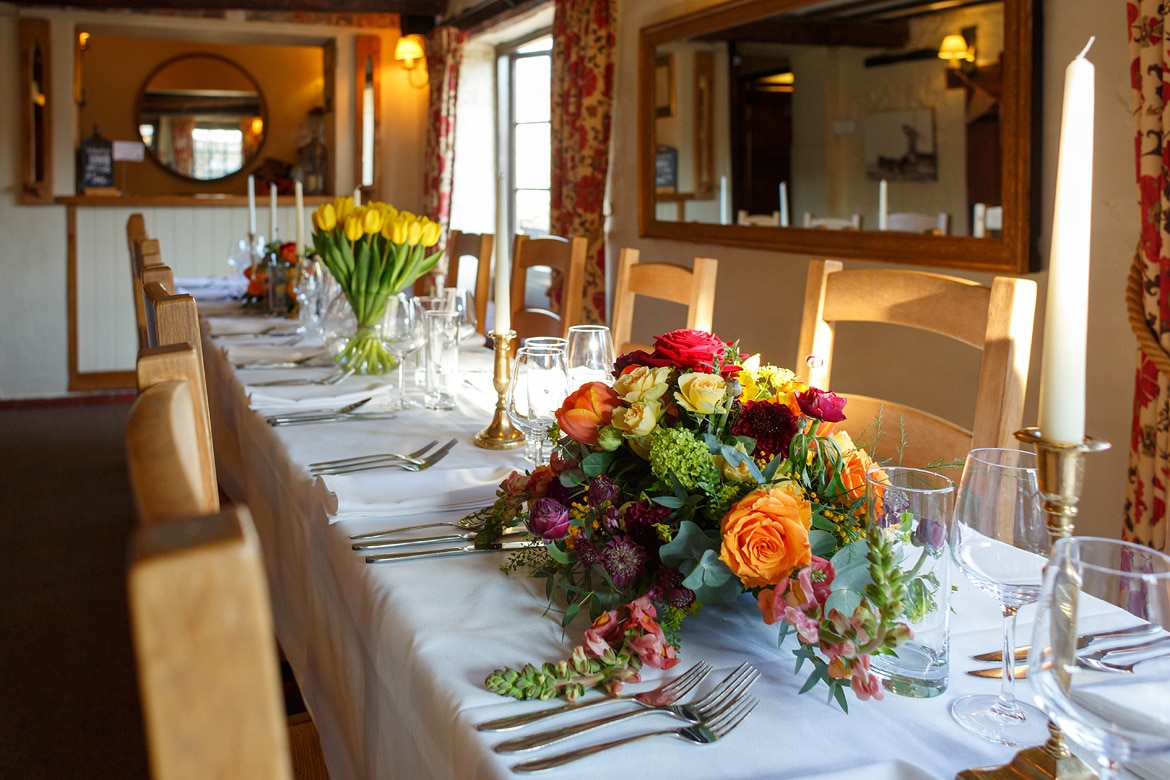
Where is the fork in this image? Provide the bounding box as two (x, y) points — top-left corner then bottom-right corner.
(315, 439), (457, 475)
(350, 514), (487, 542)
(1076, 635), (1170, 673)
(494, 662), (758, 753)
(476, 661), (712, 732)
(249, 367), (355, 387)
(310, 440), (439, 471)
(511, 694), (757, 773)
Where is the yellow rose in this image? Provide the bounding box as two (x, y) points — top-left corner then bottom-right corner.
(312, 203), (336, 233)
(613, 366), (671, 403)
(420, 220), (442, 247)
(675, 372), (726, 414)
(343, 214), (364, 242)
(719, 482), (812, 589)
(361, 207), (383, 236)
(610, 400), (661, 438)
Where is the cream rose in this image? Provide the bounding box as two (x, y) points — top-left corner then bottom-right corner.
(613, 366), (672, 403)
(675, 372), (726, 414)
(610, 400), (661, 437)
(718, 482), (812, 589)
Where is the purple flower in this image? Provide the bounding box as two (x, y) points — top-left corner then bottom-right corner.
(796, 387), (847, 423)
(624, 500), (670, 557)
(601, 536), (647, 590)
(731, 400), (798, 460)
(587, 475), (618, 505)
(875, 487), (910, 528)
(649, 566), (696, 609)
(913, 517), (946, 554)
(527, 498), (570, 540)
(575, 536), (601, 568)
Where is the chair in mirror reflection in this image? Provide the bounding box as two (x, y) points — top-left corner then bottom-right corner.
(736, 210), (781, 227)
(510, 234), (587, 342)
(796, 258), (1036, 468)
(611, 248), (718, 355)
(885, 212), (950, 236)
(803, 212), (862, 231)
(446, 230), (493, 336)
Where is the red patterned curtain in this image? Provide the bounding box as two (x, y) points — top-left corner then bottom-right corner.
(1126, 3), (1169, 551)
(423, 26), (467, 264)
(550, 0), (616, 324)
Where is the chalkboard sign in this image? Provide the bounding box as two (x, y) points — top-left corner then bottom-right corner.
(655, 144), (678, 191)
(77, 127), (114, 191)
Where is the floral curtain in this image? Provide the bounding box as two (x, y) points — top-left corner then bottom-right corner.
(550, 0), (616, 324)
(1126, 3), (1169, 552)
(423, 26), (467, 285)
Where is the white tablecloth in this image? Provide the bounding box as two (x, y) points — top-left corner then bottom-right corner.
(201, 312), (1039, 780)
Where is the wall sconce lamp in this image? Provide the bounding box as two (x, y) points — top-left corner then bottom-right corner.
(74, 30), (90, 106)
(938, 30), (976, 74)
(394, 34), (428, 89)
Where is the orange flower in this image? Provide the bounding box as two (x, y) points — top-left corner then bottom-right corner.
(555, 381), (621, 445)
(831, 431), (880, 509)
(719, 482), (812, 589)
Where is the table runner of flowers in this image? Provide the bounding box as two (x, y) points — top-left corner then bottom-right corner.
(473, 329), (913, 711)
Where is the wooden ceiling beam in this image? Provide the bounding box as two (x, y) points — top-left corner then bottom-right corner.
(693, 19), (909, 49)
(10, 0), (444, 16)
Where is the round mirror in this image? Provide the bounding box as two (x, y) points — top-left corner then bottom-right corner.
(136, 53), (265, 181)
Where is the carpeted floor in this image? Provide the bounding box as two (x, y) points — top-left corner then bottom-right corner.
(0, 398), (150, 778)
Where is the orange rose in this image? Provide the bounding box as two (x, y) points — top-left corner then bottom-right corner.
(555, 381), (621, 445)
(719, 482), (812, 589)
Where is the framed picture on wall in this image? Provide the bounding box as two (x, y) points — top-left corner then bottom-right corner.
(655, 144), (678, 191)
(655, 54), (675, 118)
(862, 108), (937, 182)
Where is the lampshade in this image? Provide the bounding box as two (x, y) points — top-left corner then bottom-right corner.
(395, 35), (425, 69)
(938, 34), (974, 63)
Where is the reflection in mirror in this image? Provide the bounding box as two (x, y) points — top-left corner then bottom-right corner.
(20, 19), (53, 204)
(137, 54), (264, 181)
(639, 0), (1037, 273)
(355, 36), (381, 202)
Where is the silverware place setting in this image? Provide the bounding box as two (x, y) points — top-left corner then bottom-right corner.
(968, 623), (1170, 678)
(349, 514), (488, 542)
(351, 527), (527, 552)
(265, 397), (403, 427)
(249, 366), (355, 387)
(236, 352), (329, 370)
(312, 438), (457, 478)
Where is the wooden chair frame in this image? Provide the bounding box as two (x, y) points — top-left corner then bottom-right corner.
(796, 258), (1036, 467)
(510, 234), (588, 341)
(447, 230), (493, 335)
(610, 248), (718, 355)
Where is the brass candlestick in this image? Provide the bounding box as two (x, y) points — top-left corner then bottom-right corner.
(475, 330), (525, 450)
(956, 428), (1110, 780)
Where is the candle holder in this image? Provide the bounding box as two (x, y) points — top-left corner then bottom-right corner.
(956, 427), (1110, 780)
(475, 330), (525, 450)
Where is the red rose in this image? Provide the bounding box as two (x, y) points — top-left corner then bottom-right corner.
(555, 381), (621, 445)
(646, 330), (732, 374)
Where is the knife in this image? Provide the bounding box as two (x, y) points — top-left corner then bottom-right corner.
(972, 623), (1160, 662)
(968, 664), (1028, 680)
(269, 412), (400, 427)
(365, 539), (531, 563)
(352, 529), (527, 551)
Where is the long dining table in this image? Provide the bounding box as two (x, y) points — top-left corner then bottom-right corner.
(197, 299), (1046, 780)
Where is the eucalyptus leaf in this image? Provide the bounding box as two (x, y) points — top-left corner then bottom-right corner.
(659, 520), (718, 569)
(809, 528), (836, 557)
(545, 543), (571, 565)
(581, 451), (615, 477)
(830, 539), (873, 592)
(679, 550), (743, 603)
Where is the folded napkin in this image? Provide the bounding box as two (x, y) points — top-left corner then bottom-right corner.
(225, 341), (328, 366)
(246, 377), (397, 414)
(175, 275), (248, 302)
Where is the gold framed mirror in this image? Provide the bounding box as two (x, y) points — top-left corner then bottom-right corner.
(136, 53), (265, 182)
(20, 18), (53, 204)
(638, 0), (1038, 273)
(355, 35), (382, 203)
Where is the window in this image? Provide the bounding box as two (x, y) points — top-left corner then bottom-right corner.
(499, 35), (552, 250)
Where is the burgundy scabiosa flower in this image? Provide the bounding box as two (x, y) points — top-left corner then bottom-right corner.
(601, 536), (647, 590)
(649, 566), (696, 609)
(587, 475), (618, 505)
(731, 399), (799, 460)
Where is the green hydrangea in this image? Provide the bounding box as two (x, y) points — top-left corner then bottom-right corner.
(649, 426), (719, 491)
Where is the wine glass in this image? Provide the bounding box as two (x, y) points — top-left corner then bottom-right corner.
(565, 325), (615, 387)
(382, 294), (425, 409)
(442, 287), (478, 342)
(949, 447), (1050, 745)
(506, 346), (569, 465)
(1029, 537), (1170, 779)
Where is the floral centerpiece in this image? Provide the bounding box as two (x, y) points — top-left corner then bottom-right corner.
(474, 329), (913, 711)
(310, 197), (442, 374)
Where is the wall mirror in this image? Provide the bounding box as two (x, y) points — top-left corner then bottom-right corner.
(638, 0), (1038, 273)
(136, 53), (265, 182)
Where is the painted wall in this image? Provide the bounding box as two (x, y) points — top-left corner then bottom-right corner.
(609, 0), (1137, 541)
(0, 3), (427, 396)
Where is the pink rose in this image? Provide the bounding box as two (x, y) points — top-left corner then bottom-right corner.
(796, 387), (847, 423)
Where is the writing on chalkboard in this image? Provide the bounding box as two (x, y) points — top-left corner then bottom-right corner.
(77, 127), (114, 191)
(655, 144), (678, 191)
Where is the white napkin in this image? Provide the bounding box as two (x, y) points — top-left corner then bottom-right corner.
(176, 275), (248, 302)
(245, 378), (397, 414)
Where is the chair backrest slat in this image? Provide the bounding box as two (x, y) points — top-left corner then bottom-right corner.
(610, 248), (718, 355)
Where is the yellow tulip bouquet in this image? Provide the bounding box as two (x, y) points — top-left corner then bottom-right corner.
(310, 197), (442, 373)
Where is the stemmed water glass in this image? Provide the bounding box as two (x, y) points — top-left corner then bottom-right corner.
(565, 325), (615, 387)
(950, 448), (1050, 745)
(1029, 537), (1170, 779)
(382, 294), (425, 409)
(443, 287), (478, 342)
(506, 346), (569, 465)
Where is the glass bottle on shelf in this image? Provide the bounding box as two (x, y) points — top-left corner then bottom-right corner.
(300, 108), (328, 195)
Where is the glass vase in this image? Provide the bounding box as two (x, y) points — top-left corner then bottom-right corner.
(320, 292), (398, 375)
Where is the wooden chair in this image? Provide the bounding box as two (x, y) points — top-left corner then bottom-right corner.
(141, 264), (176, 297)
(510, 234), (587, 341)
(610, 248), (719, 355)
(803, 212), (862, 230)
(446, 230), (493, 335)
(128, 505), (296, 779)
(796, 259), (1036, 468)
(885, 212), (950, 235)
(134, 344), (218, 522)
(142, 280), (200, 351)
(736, 210), (781, 227)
